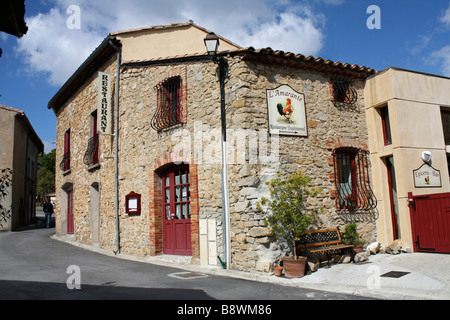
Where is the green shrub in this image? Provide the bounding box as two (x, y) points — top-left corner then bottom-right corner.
(257, 171), (321, 258)
(342, 222), (363, 245)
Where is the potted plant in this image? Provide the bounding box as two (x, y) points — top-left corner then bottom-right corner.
(342, 222), (364, 253)
(273, 265), (283, 277)
(258, 171), (321, 278)
(344, 194), (356, 211)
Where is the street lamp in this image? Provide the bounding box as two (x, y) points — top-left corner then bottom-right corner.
(204, 32), (231, 270)
(204, 32), (220, 56)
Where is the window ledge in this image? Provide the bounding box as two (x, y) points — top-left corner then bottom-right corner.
(62, 169), (71, 176)
(87, 163), (100, 172)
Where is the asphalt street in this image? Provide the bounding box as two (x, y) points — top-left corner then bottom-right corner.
(0, 221), (375, 302)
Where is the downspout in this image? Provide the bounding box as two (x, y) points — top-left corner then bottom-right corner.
(217, 57), (231, 270)
(109, 37), (121, 255)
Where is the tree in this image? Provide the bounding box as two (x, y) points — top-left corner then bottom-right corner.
(37, 149), (56, 204)
(257, 171), (321, 259)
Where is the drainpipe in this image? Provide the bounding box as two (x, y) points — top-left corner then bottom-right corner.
(109, 37), (121, 255)
(217, 57), (231, 270)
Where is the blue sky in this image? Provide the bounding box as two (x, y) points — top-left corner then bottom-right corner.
(1, 0), (450, 153)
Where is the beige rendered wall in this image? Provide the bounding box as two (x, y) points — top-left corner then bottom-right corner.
(114, 24), (240, 63)
(0, 107), (15, 231)
(365, 68), (450, 249)
(0, 107), (15, 170)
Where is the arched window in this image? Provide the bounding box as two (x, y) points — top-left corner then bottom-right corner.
(151, 76), (182, 131)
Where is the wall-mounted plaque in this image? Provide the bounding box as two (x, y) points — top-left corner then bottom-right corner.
(125, 191), (141, 214)
(266, 85), (307, 137)
(413, 164), (442, 188)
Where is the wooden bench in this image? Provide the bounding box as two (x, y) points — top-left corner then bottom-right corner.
(296, 228), (355, 265)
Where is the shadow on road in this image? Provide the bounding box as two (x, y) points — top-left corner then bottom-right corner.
(15, 211), (54, 232)
(0, 279), (214, 300)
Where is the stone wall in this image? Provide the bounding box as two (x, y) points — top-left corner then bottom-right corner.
(220, 58), (376, 272)
(55, 56), (118, 251)
(54, 52), (376, 273)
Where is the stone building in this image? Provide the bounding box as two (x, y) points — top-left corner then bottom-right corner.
(0, 104), (44, 231)
(48, 21), (377, 272)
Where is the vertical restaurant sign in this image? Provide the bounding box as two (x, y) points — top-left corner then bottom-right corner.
(97, 72), (113, 135)
(266, 84), (307, 136)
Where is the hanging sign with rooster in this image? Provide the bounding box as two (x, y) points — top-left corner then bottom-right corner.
(266, 84), (307, 136)
(413, 164), (442, 188)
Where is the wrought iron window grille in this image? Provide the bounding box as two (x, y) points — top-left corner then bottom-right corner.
(332, 147), (377, 212)
(331, 77), (358, 108)
(151, 76), (183, 131)
(60, 152), (70, 172)
(83, 133), (99, 166)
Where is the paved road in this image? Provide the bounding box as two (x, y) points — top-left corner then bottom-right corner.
(0, 224), (373, 302)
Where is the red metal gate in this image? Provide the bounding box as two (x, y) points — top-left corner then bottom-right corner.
(408, 192), (450, 253)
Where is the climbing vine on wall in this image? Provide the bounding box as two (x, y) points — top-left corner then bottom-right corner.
(0, 168), (12, 227)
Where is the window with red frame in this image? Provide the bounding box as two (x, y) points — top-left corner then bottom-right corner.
(163, 166), (190, 221)
(83, 111), (99, 167)
(380, 106), (392, 145)
(60, 129), (71, 172)
(333, 147), (377, 211)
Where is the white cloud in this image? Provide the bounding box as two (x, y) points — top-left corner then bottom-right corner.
(238, 12), (324, 56)
(441, 2), (450, 26)
(14, 0), (327, 87)
(15, 7), (104, 86)
(431, 45), (450, 77)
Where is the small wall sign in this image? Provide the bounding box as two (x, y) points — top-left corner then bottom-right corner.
(125, 191), (141, 214)
(266, 84), (307, 137)
(413, 164), (442, 188)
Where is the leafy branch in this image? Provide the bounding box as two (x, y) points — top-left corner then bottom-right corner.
(0, 168), (13, 227)
(257, 171), (322, 259)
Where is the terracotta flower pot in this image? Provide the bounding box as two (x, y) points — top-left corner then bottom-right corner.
(274, 266), (283, 277)
(281, 256), (307, 278)
(353, 244), (364, 254)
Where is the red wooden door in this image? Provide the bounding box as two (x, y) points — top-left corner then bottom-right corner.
(409, 192), (450, 253)
(67, 190), (74, 234)
(162, 166), (191, 255)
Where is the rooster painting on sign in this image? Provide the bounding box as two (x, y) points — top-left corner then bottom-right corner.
(276, 98), (296, 124)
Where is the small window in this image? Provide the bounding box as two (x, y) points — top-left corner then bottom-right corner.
(60, 129), (71, 172)
(380, 106), (392, 145)
(333, 148), (377, 211)
(83, 111), (99, 167)
(151, 76), (182, 131)
(441, 109), (450, 146)
(447, 154), (450, 180)
(331, 79), (357, 107)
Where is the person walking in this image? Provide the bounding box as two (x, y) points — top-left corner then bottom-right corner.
(43, 199), (54, 228)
